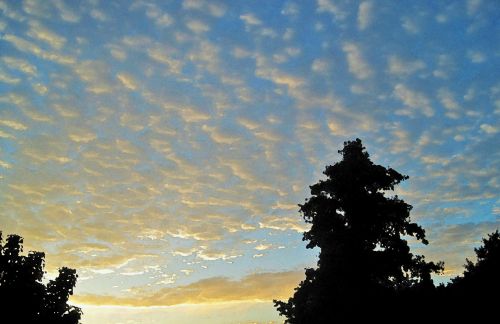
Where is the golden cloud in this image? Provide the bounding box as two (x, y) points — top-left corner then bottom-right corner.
(73, 270), (303, 306)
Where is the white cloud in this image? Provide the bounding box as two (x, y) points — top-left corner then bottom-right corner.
(117, 73), (138, 90)
(182, 0), (226, 17)
(207, 3), (226, 17)
(145, 5), (174, 27)
(90, 9), (108, 22)
(433, 54), (455, 79)
(358, 1), (374, 30)
(2, 57), (37, 75)
(2, 34), (75, 65)
(387, 56), (425, 76)
(23, 0), (52, 18)
(311, 58), (329, 73)
(401, 16), (419, 34)
(467, 50), (486, 63)
(52, 0), (80, 23)
(282, 2), (299, 16)
(68, 127), (97, 143)
(26, 21), (68, 51)
(147, 45), (183, 74)
(317, 0), (346, 21)
(182, 0), (204, 10)
(178, 106), (211, 123)
(467, 0), (482, 16)
(202, 125), (240, 145)
(254, 244), (272, 251)
(438, 88), (460, 119)
(0, 119), (27, 131)
(0, 68), (20, 84)
(108, 45), (127, 61)
(342, 42), (373, 80)
(240, 13), (262, 26)
(232, 47), (252, 59)
(393, 84), (434, 117)
(73, 60), (114, 94)
(186, 19), (210, 33)
(480, 124), (498, 134)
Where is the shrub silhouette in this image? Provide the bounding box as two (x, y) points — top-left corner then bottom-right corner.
(274, 139), (443, 323)
(438, 230), (500, 321)
(0, 231), (81, 323)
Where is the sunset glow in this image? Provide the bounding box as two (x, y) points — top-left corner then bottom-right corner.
(1, 0), (499, 323)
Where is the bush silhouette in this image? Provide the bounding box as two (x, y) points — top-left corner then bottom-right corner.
(438, 230), (500, 321)
(0, 231), (81, 323)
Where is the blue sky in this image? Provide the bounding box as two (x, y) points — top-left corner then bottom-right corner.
(0, 0), (499, 323)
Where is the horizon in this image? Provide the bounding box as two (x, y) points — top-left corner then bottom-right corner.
(0, 0), (499, 323)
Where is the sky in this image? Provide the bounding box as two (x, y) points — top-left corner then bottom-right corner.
(0, 0), (499, 323)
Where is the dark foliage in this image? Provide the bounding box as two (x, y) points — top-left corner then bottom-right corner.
(274, 139), (443, 323)
(438, 230), (500, 321)
(0, 231), (81, 323)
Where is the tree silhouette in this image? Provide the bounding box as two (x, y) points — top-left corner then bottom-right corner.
(440, 230), (500, 320)
(0, 231), (82, 323)
(274, 139), (443, 323)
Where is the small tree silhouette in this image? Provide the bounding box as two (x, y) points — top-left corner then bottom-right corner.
(274, 139), (443, 323)
(440, 230), (500, 320)
(0, 231), (82, 323)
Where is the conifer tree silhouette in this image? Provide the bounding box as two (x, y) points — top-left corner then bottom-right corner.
(274, 139), (442, 323)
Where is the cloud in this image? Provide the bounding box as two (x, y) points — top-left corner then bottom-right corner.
(0, 119), (28, 131)
(73, 60), (114, 94)
(186, 19), (210, 34)
(342, 43), (373, 80)
(90, 9), (108, 22)
(240, 13), (262, 26)
(311, 58), (329, 74)
(437, 88), (460, 119)
(467, 50), (486, 63)
(147, 45), (183, 74)
(52, 0), (80, 23)
(393, 84), (434, 117)
(479, 124), (498, 134)
(401, 16), (419, 34)
(73, 270), (303, 306)
(259, 215), (309, 233)
(316, 0), (346, 21)
(357, 1), (374, 30)
(282, 2), (299, 16)
(255, 54), (305, 89)
(466, 0), (482, 16)
(254, 244), (272, 251)
(27, 21), (66, 49)
(68, 126), (97, 143)
(196, 249), (241, 261)
(433, 54), (455, 79)
(0, 68), (20, 84)
(182, 0), (226, 17)
(117, 73), (138, 90)
(202, 125), (240, 145)
(387, 56), (425, 76)
(2, 34), (75, 65)
(2, 56), (37, 75)
(22, 0), (52, 19)
(133, 2), (174, 27)
(176, 106), (211, 123)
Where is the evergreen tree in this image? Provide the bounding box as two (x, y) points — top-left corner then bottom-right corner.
(275, 139), (442, 323)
